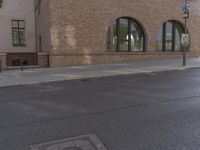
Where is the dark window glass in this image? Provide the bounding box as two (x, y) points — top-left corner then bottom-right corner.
(12, 20), (26, 47)
(107, 21), (117, 51)
(108, 17), (145, 52)
(118, 18), (129, 51)
(130, 20), (144, 52)
(175, 22), (184, 51)
(165, 22), (173, 51)
(156, 25), (163, 51)
(156, 21), (186, 52)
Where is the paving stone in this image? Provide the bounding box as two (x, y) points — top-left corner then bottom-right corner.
(1, 58), (200, 88)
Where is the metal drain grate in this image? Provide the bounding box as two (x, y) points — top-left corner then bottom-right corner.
(31, 134), (108, 150)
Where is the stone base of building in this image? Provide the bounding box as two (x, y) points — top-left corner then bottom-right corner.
(48, 52), (200, 67)
(1, 52), (200, 70)
(6, 53), (38, 66)
(37, 53), (49, 67)
(0, 53), (7, 70)
(0, 52), (49, 70)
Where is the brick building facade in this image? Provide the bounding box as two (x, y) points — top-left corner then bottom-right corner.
(0, 0), (200, 69)
(34, 0), (200, 67)
(0, 0), (200, 70)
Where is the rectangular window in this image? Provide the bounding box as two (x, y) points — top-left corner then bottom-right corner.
(12, 20), (26, 47)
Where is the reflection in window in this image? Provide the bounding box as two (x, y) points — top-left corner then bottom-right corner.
(119, 18), (129, 51)
(108, 17), (145, 52)
(156, 25), (163, 51)
(107, 21), (117, 52)
(165, 22), (173, 51)
(156, 21), (186, 52)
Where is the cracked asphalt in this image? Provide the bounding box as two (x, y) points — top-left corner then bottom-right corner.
(1, 68), (200, 150)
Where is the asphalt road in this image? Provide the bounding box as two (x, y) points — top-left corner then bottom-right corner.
(1, 68), (200, 150)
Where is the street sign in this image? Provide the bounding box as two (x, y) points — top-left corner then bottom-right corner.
(181, 33), (190, 46)
(182, 3), (190, 12)
(182, 4), (187, 12)
(182, 3), (190, 18)
(183, 12), (189, 19)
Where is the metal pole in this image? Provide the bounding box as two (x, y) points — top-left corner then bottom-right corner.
(20, 58), (24, 71)
(0, 60), (2, 73)
(183, 0), (188, 66)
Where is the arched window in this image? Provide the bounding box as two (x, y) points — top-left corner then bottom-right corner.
(107, 17), (145, 52)
(156, 20), (187, 52)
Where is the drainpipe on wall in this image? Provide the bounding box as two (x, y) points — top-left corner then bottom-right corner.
(0, 60), (2, 73)
(34, 0), (39, 65)
(0, 0), (3, 8)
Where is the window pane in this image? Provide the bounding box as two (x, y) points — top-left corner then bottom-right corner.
(12, 21), (18, 28)
(165, 22), (173, 51)
(175, 28), (181, 51)
(19, 29), (26, 45)
(19, 21), (25, 28)
(156, 26), (163, 51)
(175, 23), (184, 51)
(107, 20), (117, 51)
(12, 29), (19, 45)
(118, 18), (128, 51)
(130, 20), (144, 52)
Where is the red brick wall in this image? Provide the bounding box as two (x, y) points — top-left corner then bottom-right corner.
(37, 0), (200, 67)
(49, 0), (200, 52)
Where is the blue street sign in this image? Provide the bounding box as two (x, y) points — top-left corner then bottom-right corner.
(182, 4), (187, 12)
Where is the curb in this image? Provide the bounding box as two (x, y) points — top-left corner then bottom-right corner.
(0, 66), (199, 88)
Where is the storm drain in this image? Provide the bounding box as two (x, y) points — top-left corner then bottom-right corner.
(31, 134), (108, 150)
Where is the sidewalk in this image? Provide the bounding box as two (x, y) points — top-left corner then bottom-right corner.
(0, 57), (200, 87)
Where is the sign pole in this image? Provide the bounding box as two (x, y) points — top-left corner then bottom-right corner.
(183, 0), (189, 66)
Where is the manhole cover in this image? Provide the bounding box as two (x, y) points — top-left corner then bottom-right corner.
(31, 134), (108, 150)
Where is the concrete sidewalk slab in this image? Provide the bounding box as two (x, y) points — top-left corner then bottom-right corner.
(0, 57), (200, 87)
